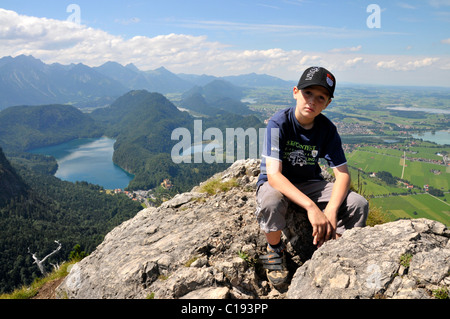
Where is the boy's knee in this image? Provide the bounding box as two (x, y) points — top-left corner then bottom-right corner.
(349, 192), (368, 210)
(256, 183), (288, 233)
(261, 193), (288, 214)
(359, 196), (369, 217)
(349, 192), (369, 225)
(257, 183), (288, 214)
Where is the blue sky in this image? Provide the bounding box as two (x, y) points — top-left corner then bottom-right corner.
(1, 0), (449, 86)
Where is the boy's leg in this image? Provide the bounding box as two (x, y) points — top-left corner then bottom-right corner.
(256, 180), (369, 236)
(255, 182), (289, 286)
(255, 182), (289, 235)
(335, 191), (369, 234)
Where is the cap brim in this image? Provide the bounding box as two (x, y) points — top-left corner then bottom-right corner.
(297, 83), (334, 98)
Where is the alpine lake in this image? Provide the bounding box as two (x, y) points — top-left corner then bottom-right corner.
(30, 137), (134, 190)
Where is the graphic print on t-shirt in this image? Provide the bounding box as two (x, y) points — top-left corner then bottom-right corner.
(283, 139), (319, 167)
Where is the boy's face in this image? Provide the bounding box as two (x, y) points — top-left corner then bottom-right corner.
(293, 85), (332, 121)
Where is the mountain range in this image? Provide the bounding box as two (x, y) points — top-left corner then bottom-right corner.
(0, 55), (293, 110)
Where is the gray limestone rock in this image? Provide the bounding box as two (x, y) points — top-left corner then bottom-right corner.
(287, 218), (450, 299)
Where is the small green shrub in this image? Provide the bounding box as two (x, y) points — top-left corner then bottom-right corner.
(199, 177), (238, 195)
(399, 253), (413, 268)
(432, 287), (448, 299)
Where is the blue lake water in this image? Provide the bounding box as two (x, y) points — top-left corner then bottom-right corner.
(30, 137), (134, 189)
(412, 130), (450, 145)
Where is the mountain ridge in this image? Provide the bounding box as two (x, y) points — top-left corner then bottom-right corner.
(0, 55), (293, 110)
(0, 55), (128, 109)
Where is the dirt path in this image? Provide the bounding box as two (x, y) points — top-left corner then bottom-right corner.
(31, 277), (65, 299)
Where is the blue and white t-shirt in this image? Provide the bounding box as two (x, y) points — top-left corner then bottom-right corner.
(257, 106), (346, 187)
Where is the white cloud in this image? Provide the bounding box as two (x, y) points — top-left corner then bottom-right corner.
(298, 55), (321, 66)
(441, 38), (450, 44)
(345, 57), (364, 67)
(0, 9), (448, 86)
(0, 9), (226, 71)
(406, 57), (440, 69)
(376, 57), (440, 71)
(376, 59), (397, 70)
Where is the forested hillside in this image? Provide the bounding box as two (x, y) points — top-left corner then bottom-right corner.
(0, 87), (264, 192)
(0, 148), (143, 293)
(0, 104), (102, 152)
(91, 90), (264, 191)
(0, 146), (28, 206)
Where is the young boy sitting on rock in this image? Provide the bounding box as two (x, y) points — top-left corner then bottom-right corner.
(255, 66), (369, 287)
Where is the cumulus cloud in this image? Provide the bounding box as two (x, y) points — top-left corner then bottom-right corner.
(376, 57), (440, 71)
(0, 9), (232, 72)
(0, 8), (304, 76)
(0, 8), (448, 86)
(345, 57), (364, 67)
(0, 9), (85, 49)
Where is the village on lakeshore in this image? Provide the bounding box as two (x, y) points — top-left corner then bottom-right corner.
(109, 178), (174, 207)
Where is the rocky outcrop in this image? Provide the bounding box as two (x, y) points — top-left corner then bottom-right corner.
(56, 159), (449, 299)
(56, 159), (271, 299)
(288, 218), (450, 299)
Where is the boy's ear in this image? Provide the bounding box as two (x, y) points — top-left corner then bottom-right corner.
(293, 86), (299, 98)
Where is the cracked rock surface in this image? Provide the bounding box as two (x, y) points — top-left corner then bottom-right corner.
(288, 218), (449, 299)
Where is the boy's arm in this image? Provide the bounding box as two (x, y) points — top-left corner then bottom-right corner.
(323, 164), (351, 238)
(266, 158), (332, 247)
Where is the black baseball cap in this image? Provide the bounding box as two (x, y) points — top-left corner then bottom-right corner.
(297, 66), (336, 98)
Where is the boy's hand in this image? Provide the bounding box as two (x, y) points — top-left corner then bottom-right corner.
(306, 206), (332, 247)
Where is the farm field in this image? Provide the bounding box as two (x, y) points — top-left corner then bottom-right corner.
(345, 143), (449, 226)
(403, 160), (448, 190)
(347, 151), (403, 178)
(370, 194), (450, 226)
(347, 149), (449, 190)
(348, 166), (403, 197)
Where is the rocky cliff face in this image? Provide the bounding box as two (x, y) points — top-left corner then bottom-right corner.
(56, 159), (449, 299)
(288, 218), (450, 299)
